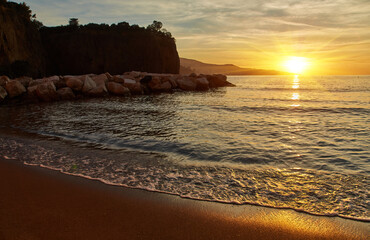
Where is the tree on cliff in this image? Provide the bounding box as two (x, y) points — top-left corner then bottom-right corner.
(147, 20), (163, 32)
(69, 18), (79, 26)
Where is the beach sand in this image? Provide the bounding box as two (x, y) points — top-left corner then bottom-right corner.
(0, 158), (368, 240)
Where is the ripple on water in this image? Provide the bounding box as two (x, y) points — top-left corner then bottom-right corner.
(0, 136), (368, 221)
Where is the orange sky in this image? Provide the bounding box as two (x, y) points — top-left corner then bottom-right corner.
(19, 0), (370, 75)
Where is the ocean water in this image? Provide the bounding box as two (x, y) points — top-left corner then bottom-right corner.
(0, 75), (369, 221)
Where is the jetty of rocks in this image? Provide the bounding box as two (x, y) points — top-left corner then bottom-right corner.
(0, 72), (234, 104)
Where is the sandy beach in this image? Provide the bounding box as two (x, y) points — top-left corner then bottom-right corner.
(0, 158), (368, 240)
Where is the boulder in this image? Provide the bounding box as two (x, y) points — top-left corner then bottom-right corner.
(111, 75), (126, 83)
(54, 78), (67, 89)
(29, 79), (46, 87)
(176, 77), (197, 91)
(5, 80), (26, 98)
(88, 84), (108, 97)
(148, 77), (172, 92)
(168, 76), (178, 88)
(35, 82), (58, 102)
(123, 79), (143, 95)
(124, 78), (136, 85)
(57, 87), (75, 100)
(124, 71), (144, 79)
(195, 77), (209, 91)
(43, 75), (60, 84)
(15, 77), (32, 88)
(29, 76), (60, 87)
(92, 74), (108, 86)
(106, 82), (130, 96)
(206, 74), (234, 88)
(0, 86), (8, 101)
(81, 76), (97, 94)
(189, 73), (197, 78)
(0, 76), (10, 87)
(140, 75), (152, 85)
(105, 72), (113, 81)
(27, 85), (39, 100)
(148, 77), (161, 90)
(66, 77), (84, 91)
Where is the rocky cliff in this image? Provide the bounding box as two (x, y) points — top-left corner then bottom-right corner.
(40, 24), (179, 76)
(0, 1), (45, 78)
(0, 1), (180, 78)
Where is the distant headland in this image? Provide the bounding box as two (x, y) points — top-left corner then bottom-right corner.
(180, 58), (290, 75)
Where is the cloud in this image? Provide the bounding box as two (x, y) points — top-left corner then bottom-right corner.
(15, 0), (370, 74)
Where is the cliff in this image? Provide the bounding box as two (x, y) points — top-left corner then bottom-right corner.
(0, 1), (179, 77)
(0, 1), (45, 78)
(40, 24), (180, 76)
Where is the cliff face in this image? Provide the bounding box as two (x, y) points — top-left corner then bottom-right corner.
(0, 1), (179, 78)
(40, 26), (180, 76)
(0, 2), (45, 77)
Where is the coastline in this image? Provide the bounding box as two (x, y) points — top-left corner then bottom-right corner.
(0, 158), (368, 240)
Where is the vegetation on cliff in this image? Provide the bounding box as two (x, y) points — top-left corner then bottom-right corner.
(40, 20), (179, 75)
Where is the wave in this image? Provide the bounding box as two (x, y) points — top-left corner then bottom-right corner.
(1, 135), (369, 222)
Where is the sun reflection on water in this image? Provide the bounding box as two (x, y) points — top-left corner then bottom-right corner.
(291, 75), (300, 107)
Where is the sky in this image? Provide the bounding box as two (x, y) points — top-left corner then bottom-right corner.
(16, 0), (370, 75)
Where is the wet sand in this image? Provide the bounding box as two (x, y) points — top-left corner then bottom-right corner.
(0, 158), (368, 240)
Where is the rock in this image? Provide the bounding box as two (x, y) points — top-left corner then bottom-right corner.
(54, 78), (67, 89)
(176, 77), (197, 91)
(29, 76), (60, 87)
(27, 85), (39, 100)
(195, 77), (209, 91)
(5, 80), (26, 98)
(66, 77), (84, 91)
(88, 84), (108, 97)
(207, 74), (234, 88)
(81, 76), (97, 94)
(124, 79), (136, 85)
(29, 79), (46, 87)
(43, 75), (60, 84)
(140, 75), (152, 84)
(123, 79), (143, 95)
(35, 82), (58, 102)
(147, 77), (172, 92)
(106, 82), (130, 96)
(168, 76), (178, 88)
(125, 71), (144, 79)
(189, 73), (197, 78)
(0, 76), (10, 87)
(57, 87), (75, 100)
(159, 81), (172, 92)
(105, 72), (113, 81)
(0, 86), (8, 101)
(92, 74), (108, 86)
(14, 76), (32, 88)
(147, 77), (161, 90)
(111, 75), (126, 83)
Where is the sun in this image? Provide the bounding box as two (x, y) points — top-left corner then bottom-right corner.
(283, 56), (309, 74)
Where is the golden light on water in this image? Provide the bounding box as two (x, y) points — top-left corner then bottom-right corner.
(283, 56), (310, 74)
(291, 93), (300, 100)
(291, 75), (300, 107)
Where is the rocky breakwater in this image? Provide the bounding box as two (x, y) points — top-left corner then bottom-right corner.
(0, 72), (234, 104)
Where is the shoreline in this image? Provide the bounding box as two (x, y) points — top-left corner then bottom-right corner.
(0, 158), (368, 240)
(23, 161), (370, 223)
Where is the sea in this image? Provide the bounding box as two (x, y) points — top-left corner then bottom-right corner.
(0, 75), (369, 221)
